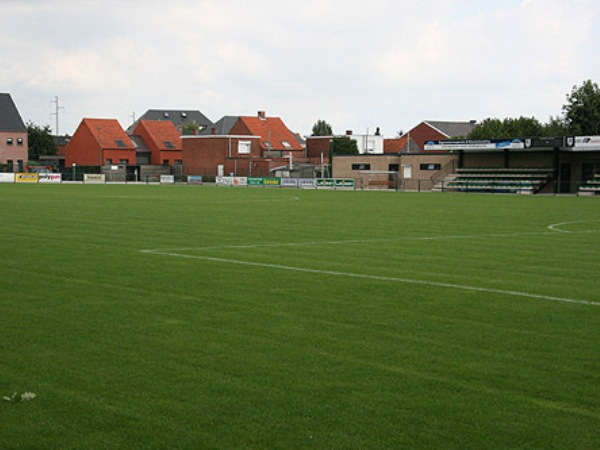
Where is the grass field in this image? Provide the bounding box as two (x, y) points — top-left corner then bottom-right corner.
(1, 184), (599, 448)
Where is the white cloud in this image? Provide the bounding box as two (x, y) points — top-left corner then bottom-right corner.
(1, 0), (599, 136)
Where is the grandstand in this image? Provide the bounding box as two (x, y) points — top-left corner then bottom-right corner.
(441, 167), (553, 194)
(579, 173), (600, 195)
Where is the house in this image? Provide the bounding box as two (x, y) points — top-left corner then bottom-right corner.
(0, 93), (28, 172)
(229, 111), (304, 156)
(345, 129), (385, 154)
(65, 118), (136, 167)
(183, 111), (313, 179)
(402, 120), (478, 152)
(127, 109), (213, 135)
(130, 120), (182, 166)
(332, 153), (457, 191)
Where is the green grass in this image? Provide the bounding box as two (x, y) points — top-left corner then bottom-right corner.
(1, 184), (599, 448)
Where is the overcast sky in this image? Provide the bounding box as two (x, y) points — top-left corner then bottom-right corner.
(2, 0), (599, 137)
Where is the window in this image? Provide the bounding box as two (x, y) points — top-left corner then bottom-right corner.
(7, 160), (13, 171)
(174, 159), (182, 165)
(352, 163), (371, 171)
(16, 138), (23, 146)
(115, 139), (126, 148)
(238, 141), (251, 154)
(420, 163), (442, 171)
(282, 141), (292, 150)
(106, 159), (113, 165)
(119, 159), (129, 165)
(164, 141), (175, 149)
(163, 159), (169, 165)
(6, 138), (13, 145)
(366, 140), (375, 153)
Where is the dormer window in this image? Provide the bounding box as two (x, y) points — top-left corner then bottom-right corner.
(282, 141), (292, 150)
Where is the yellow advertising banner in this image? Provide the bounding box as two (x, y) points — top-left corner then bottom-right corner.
(15, 173), (39, 183)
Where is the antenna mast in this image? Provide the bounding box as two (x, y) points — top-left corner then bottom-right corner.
(50, 96), (64, 136)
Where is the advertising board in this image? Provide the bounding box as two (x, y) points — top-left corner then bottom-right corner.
(15, 173), (39, 183)
(39, 173), (62, 183)
(187, 175), (203, 185)
(160, 175), (175, 184)
(84, 174), (105, 183)
(281, 178), (298, 188)
(0, 173), (15, 183)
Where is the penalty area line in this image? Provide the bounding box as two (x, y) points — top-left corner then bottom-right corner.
(141, 250), (599, 307)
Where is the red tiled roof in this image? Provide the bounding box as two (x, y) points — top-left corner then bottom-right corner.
(82, 118), (134, 149)
(133, 120), (182, 151)
(384, 136), (408, 153)
(238, 116), (303, 152)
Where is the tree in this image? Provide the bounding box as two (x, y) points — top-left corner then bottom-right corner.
(182, 121), (201, 135)
(27, 122), (58, 160)
(311, 119), (333, 136)
(562, 79), (600, 135)
(544, 115), (569, 136)
(468, 116), (546, 139)
(331, 136), (359, 155)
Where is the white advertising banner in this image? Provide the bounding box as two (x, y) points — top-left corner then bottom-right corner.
(424, 139), (525, 151)
(232, 177), (248, 186)
(160, 175), (175, 184)
(281, 178), (298, 188)
(298, 178), (317, 189)
(84, 174), (105, 183)
(216, 177), (233, 186)
(574, 136), (600, 151)
(0, 173), (15, 183)
(39, 173), (62, 183)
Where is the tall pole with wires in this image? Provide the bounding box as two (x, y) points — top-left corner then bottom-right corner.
(50, 96), (64, 136)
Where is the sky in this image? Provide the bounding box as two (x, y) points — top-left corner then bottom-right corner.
(2, 0), (599, 137)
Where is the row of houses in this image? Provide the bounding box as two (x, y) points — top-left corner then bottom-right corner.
(2, 92), (600, 193)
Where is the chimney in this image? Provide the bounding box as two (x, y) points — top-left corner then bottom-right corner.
(211, 127), (217, 135)
(258, 111), (266, 120)
(346, 130), (353, 136)
(375, 127), (381, 136)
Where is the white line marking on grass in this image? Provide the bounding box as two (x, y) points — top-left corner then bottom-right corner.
(141, 249), (599, 307)
(141, 227), (586, 254)
(548, 220), (600, 233)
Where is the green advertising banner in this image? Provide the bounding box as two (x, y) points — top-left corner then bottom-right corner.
(247, 177), (264, 186)
(335, 179), (355, 188)
(263, 178), (281, 186)
(316, 179), (355, 188)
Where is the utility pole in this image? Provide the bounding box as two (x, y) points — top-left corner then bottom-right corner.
(50, 96), (64, 136)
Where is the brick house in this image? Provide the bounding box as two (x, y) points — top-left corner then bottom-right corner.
(184, 111), (311, 178)
(182, 134), (263, 178)
(402, 120), (477, 153)
(229, 111), (304, 156)
(130, 120), (182, 166)
(65, 118), (136, 166)
(0, 93), (28, 171)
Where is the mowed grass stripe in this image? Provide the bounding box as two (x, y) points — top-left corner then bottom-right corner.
(1, 185), (599, 448)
